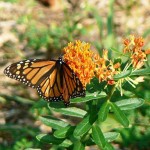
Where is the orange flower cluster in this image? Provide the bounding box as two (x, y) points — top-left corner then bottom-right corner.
(63, 36), (149, 87)
(93, 50), (120, 84)
(63, 41), (95, 87)
(63, 41), (120, 87)
(123, 35), (150, 69)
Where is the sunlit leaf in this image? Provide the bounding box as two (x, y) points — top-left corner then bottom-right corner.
(73, 141), (84, 150)
(25, 148), (41, 150)
(37, 134), (59, 143)
(131, 68), (150, 76)
(115, 98), (145, 110)
(104, 142), (115, 150)
(98, 101), (110, 122)
(92, 124), (106, 149)
(104, 132), (119, 142)
(54, 126), (75, 139)
(48, 105), (87, 118)
(73, 114), (97, 138)
(113, 70), (132, 80)
(36, 134), (72, 147)
(59, 139), (72, 148)
(123, 90), (135, 97)
(71, 92), (106, 103)
(110, 103), (129, 127)
(39, 116), (69, 130)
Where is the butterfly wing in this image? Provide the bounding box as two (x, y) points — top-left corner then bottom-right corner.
(62, 62), (85, 106)
(4, 59), (63, 102)
(4, 58), (86, 106)
(36, 62), (63, 102)
(4, 59), (55, 87)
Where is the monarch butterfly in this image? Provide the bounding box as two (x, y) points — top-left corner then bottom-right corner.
(4, 57), (85, 106)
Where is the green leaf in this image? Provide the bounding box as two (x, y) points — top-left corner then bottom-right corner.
(4, 95), (34, 104)
(39, 116), (69, 130)
(36, 134), (61, 143)
(25, 149), (41, 150)
(48, 105), (87, 118)
(98, 102), (110, 122)
(32, 99), (48, 108)
(71, 92), (106, 103)
(123, 90), (135, 97)
(115, 98), (145, 110)
(131, 68), (150, 76)
(104, 142), (115, 150)
(54, 126), (75, 138)
(113, 70), (132, 80)
(92, 124), (106, 149)
(104, 132), (119, 142)
(59, 139), (72, 148)
(110, 103), (129, 127)
(111, 48), (129, 57)
(36, 134), (72, 147)
(73, 141), (85, 150)
(73, 114), (96, 138)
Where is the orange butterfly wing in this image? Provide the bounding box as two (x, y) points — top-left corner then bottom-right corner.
(4, 59), (56, 87)
(62, 63), (85, 105)
(4, 58), (85, 106)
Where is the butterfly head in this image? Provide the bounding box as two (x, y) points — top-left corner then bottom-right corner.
(58, 56), (64, 64)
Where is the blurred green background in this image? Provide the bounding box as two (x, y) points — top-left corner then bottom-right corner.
(0, 0), (150, 149)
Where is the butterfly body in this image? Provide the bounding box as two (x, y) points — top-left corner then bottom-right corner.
(4, 57), (85, 106)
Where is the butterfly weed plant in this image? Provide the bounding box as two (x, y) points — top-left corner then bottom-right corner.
(35, 35), (150, 149)
(4, 35), (150, 149)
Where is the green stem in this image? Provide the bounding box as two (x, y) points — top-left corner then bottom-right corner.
(107, 84), (116, 101)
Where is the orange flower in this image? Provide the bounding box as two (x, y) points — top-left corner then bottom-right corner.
(63, 40), (95, 87)
(145, 49), (150, 54)
(94, 50), (120, 84)
(131, 51), (146, 69)
(134, 36), (144, 47)
(123, 35), (149, 69)
(114, 63), (121, 69)
(63, 41), (119, 86)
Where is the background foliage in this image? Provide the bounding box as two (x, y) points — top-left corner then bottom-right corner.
(0, 0), (150, 149)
